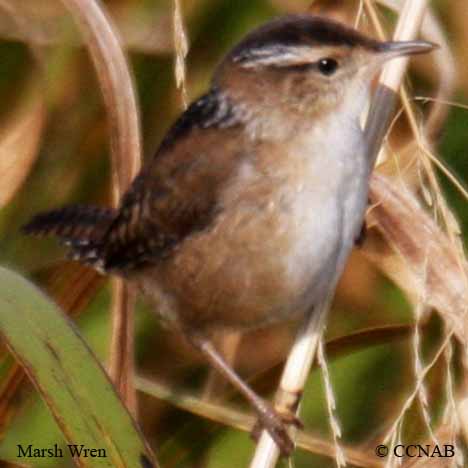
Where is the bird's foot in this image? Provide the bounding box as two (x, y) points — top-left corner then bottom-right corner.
(250, 403), (303, 457)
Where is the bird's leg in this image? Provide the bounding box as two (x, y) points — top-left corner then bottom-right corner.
(187, 331), (301, 456)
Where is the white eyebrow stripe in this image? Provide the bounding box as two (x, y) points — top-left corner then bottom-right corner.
(238, 45), (344, 68)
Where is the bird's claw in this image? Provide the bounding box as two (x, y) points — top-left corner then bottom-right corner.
(250, 405), (302, 457)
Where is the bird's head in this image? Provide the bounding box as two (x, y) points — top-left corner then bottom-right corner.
(214, 15), (435, 135)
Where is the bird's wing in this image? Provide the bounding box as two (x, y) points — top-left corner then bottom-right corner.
(102, 88), (244, 271)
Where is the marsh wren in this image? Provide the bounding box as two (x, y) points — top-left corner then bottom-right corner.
(24, 15), (435, 454)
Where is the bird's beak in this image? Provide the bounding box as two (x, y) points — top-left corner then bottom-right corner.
(378, 40), (438, 61)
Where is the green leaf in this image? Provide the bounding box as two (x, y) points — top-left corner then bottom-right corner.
(0, 267), (157, 468)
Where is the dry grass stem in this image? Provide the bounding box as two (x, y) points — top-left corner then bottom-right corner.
(412, 263), (438, 444)
(60, 0), (141, 193)
(324, 324), (413, 358)
(382, 329), (457, 452)
(384, 429), (401, 468)
(354, 1), (365, 29)
(61, 0), (142, 414)
(367, 0), (468, 340)
(250, 298), (329, 467)
(135, 375), (382, 468)
(1, 0), (465, 464)
(108, 280), (138, 412)
(0, 1), (48, 207)
(415, 96), (468, 112)
(366, 174), (468, 356)
(365, 175), (468, 456)
(441, 342), (464, 467)
(377, 0), (457, 137)
(0, 82), (45, 208)
(173, 0), (188, 109)
(0, 1), (175, 54)
(362, 0), (468, 455)
(0, 4), (54, 434)
(0, 364), (28, 436)
(250, 1), (432, 466)
(366, 0), (463, 251)
(45, 263), (104, 318)
(417, 140), (468, 202)
(317, 339), (346, 468)
(0, 0), (49, 62)
(363, 0), (429, 166)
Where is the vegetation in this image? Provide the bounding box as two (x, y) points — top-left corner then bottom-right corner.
(0, 1), (466, 467)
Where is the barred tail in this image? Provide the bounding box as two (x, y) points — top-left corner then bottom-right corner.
(22, 205), (116, 271)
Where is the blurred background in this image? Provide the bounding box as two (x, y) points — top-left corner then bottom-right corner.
(0, 0), (467, 467)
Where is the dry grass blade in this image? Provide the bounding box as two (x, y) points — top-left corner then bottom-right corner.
(364, 174), (468, 464)
(250, 299), (329, 467)
(0, 82), (45, 208)
(325, 324), (413, 357)
(366, 3), (468, 448)
(60, 0), (141, 193)
(43, 262), (105, 317)
(363, 0), (429, 167)
(0, 1), (47, 208)
(361, 0), (466, 455)
(400, 422), (462, 467)
(173, 0), (188, 108)
(366, 0), (464, 236)
(0, 0), (174, 53)
(136, 324), (409, 466)
(365, 6), (468, 451)
(317, 339), (346, 467)
(135, 376), (382, 468)
(377, 0), (457, 138)
(366, 174), (468, 345)
(412, 280), (438, 445)
(109, 280), (137, 412)
(441, 340), (464, 467)
(0, 364), (27, 437)
(250, 1), (430, 466)
(61, 0), (142, 415)
(458, 397), (468, 452)
(109, 281), (137, 415)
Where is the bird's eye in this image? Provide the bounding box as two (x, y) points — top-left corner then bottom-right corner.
(317, 58), (338, 76)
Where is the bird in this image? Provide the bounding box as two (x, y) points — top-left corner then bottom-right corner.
(23, 14), (435, 455)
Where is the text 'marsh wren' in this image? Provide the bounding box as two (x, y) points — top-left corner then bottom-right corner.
(23, 15), (435, 455)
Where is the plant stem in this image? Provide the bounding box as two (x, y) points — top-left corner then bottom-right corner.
(249, 1), (429, 466)
(61, 0), (142, 415)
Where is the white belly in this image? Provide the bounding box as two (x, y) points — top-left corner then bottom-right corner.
(282, 119), (369, 311)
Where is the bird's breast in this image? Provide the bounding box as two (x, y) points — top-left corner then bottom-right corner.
(151, 121), (370, 331)
(271, 125), (369, 303)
